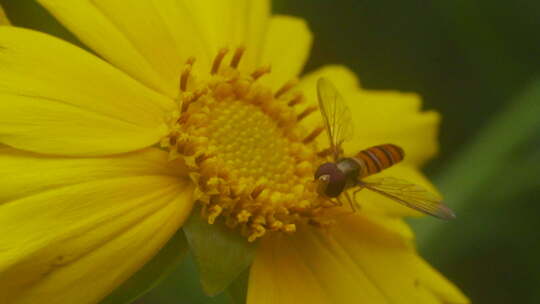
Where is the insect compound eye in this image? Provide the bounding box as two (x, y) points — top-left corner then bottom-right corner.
(315, 174), (330, 195)
(314, 162), (337, 179)
(314, 162), (346, 198)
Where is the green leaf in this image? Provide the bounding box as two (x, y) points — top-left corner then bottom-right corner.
(480, 151), (540, 203)
(100, 229), (189, 304)
(183, 207), (257, 297)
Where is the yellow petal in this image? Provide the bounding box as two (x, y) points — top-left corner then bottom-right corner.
(37, 0), (173, 96)
(248, 216), (468, 304)
(0, 26), (175, 156)
(299, 65), (440, 167)
(0, 148), (193, 304)
(298, 65), (361, 103)
(183, 0), (271, 69)
(331, 216), (469, 304)
(244, 0), (272, 67)
(0, 147), (186, 204)
(248, 226), (391, 303)
(359, 212), (415, 239)
(0, 4), (10, 25)
(38, 0), (271, 96)
(260, 16), (313, 88)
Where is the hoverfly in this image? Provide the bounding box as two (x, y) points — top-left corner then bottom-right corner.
(314, 77), (455, 220)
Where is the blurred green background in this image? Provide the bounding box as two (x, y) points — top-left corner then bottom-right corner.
(2, 0), (539, 303)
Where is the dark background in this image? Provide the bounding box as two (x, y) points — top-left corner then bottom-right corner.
(2, 0), (539, 303)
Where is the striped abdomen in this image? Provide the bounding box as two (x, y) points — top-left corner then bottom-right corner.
(354, 144), (405, 178)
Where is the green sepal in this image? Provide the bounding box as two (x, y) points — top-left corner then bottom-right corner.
(100, 229), (189, 304)
(183, 207), (257, 297)
(227, 268), (250, 304)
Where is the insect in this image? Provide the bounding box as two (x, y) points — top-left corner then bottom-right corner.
(314, 77), (455, 220)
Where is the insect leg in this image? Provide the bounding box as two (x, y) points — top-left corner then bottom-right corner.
(334, 196), (344, 207)
(344, 192), (356, 212)
(319, 196), (341, 208)
(352, 187), (366, 210)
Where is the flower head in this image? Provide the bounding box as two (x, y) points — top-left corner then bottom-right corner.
(0, 1), (468, 304)
(162, 48), (337, 241)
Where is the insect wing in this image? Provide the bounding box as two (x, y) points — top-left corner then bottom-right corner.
(360, 177), (455, 220)
(316, 77), (355, 160)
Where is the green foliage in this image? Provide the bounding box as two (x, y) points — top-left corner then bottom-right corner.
(226, 269), (250, 304)
(0, 0), (80, 45)
(410, 79), (540, 303)
(183, 208), (257, 297)
(143, 253), (235, 304)
(139, 248), (249, 304)
(100, 229), (189, 304)
(413, 78), (540, 250)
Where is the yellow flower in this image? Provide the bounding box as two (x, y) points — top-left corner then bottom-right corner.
(0, 1), (468, 304)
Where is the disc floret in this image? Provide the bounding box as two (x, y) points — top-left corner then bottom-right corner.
(162, 48), (330, 241)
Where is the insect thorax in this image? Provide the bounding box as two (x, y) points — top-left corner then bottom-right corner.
(336, 157), (361, 188)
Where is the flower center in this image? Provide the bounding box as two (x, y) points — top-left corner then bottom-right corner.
(162, 48), (331, 241)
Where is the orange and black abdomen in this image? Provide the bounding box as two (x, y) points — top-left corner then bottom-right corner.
(354, 144), (405, 178)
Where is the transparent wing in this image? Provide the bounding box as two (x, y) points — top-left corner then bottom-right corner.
(316, 77), (355, 160)
(359, 177), (456, 220)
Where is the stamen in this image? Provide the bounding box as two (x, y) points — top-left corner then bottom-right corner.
(251, 65), (271, 80)
(237, 210), (251, 223)
(169, 133), (178, 146)
(208, 205), (223, 224)
(251, 183), (266, 199)
(181, 88), (207, 113)
(195, 153), (214, 166)
(181, 99), (191, 113)
(288, 93), (304, 107)
(248, 225), (266, 242)
(275, 79), (299, 98)
(283, 224), (296, 233)
(303, 126), (325, 144)
(186, 56), (196, 65)
(180, 57), (195, 92)
(230, 46), (246, 69)
(297, 106), (318, 122)
(317, 147), (333, 158)
(211, 47), (229, 75)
